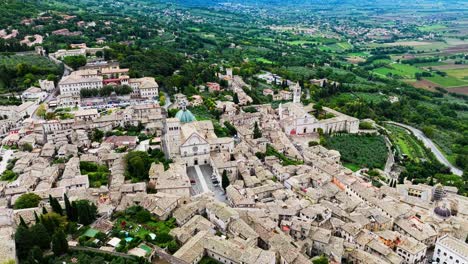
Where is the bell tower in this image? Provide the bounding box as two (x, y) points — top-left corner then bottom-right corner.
(293, 82), (301, 104)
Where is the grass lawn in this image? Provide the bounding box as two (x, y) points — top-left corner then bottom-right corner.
(424, 75), (468, 87)
(343, 163), (361, 172)
(83, 228), (99, 238)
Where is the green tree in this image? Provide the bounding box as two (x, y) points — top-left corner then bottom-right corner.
(49, 195), (63, 215)
(312, 256), (329, 264)
(75, 200), (98, 225)
(14, 193), (41, 209)
(51, 230), (68, 255)
(221, 170), (230, 190)
(19, 215), (27, 228)
(64, 194), (75, 221)
(21, 143), (33, 152)
(30, 223), (51, 249)
(167, 240), (180, 254)
(41, 212), (67, 234)
(313, 102), (323, 118)
(34, 211), (40, 223)
(63, 55), (87, 70)
(91, 129), (104, 142)
(27, 246), (44, 264)
(36, 104), (46, 118)
(125, 151), (151, 181)
(15, 225), (33, 260)
(253, 121), (262, 139)
(233, 92), (239, 104)
(0, 170), (17, 181)
(155, 233), (173, 244)
(159, 95), (166, 106)
(135, 209), (152, 223)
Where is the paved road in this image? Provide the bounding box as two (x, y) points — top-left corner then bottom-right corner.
(383, 136), (396, 176)
(386, 121), (462, 176)
(0, 148), (14, 175)
(32, 57), (70, 118)
(163, 92), (172, 109)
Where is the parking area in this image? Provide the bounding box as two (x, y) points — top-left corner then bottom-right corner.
(187, 165), (226, 202)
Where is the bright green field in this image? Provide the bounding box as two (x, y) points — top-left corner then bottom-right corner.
(425, 75), (468, 87)
(373, 63), (423, 79)
(286, 40), (316, 46)
(319, 42), (353, 52)
(255, 57), (274, 64)
(337, 42), (353, 49)
(418, 24), (447, 32)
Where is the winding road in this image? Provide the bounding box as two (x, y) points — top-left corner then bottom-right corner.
(386, 121), (463, 176)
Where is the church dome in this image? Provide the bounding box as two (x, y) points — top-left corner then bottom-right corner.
(175, 109), (196, 123)
(434, 205), (451, 218)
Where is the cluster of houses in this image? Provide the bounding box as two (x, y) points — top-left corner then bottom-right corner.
(0, 59), (466, 264)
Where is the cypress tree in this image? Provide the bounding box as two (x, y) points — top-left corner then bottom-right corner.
(19, 215), (28, 228)
(30, 223), (51, 250)
(233, 93), (239, 104)
(42, 206), (48, 215)
(253, 121), (262, 139)
(15, 225), (32, 260)
(64, 194), (75, 221)
(49, 195), (63, 215)
(71, 201), (78, 222)
(52, 230), (68, 255)
(27, 246), (44, 264)
(222, 170), (230, 191)
(34, 211), (40, 223)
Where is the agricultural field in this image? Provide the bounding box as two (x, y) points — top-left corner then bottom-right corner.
(324, 134), (388, 169)
(319, 42), (353, 52)
(418, 24), (447, 32)
(286, 40), (317, 46)
(373, 63), (423, 79)
(444, 68), (468, 80)
(424, 74), (468, 88)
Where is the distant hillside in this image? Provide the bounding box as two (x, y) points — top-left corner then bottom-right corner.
(173, 0), (465, 9)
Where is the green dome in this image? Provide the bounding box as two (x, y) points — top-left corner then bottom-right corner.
(175, 109), (196, 123)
